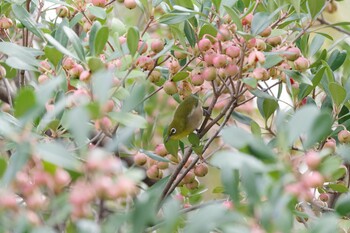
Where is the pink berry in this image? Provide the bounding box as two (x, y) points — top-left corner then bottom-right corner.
(198, 38), (212, 52)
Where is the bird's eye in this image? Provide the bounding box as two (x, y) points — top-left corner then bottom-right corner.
(170, 128), (176, 134)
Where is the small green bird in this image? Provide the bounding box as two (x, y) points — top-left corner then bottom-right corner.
(165, 94), (203, 142)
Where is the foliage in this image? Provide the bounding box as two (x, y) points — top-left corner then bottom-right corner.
(0, 0), (350, 232)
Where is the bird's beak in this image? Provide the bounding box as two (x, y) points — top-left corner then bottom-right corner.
(165, 134), (170, 143)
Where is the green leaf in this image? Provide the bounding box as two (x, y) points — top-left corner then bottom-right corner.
(12, 4), (44, 40)
(44, 46), (63, 67)
(251, 12), (271, 36)
(152, 0), (163, 7)
(284, 70), (313, 85)
(188, 132), (200, 146)
(223, 5), (243, 31)
(260, 98), (279, 120)
(304, 111), (332, 148)
(141, 150), (171, 162)
(0, 143), (30, 187)
(109, 112), (147, 128)
(36, 142), (81, 171)
(222, 126), (276, 162)
(263, 54), (284, 69)
(211, 150), (265, 171)
(63, 26), (85, 62)
(14, 88), (36, 118)
(198, 24), (217, 39)
(67, 107), (91, 149)
(309, 34), (325, 57)
(164, 139), (179, 157)
(329, 82), (346, 106)
(89, 21), (102, 56)
(158, 13), (195, 25)
(328, 50), (347, 71)
(94, 26), (109, 56)
(127, 26), (140, 56)
(329, 183), (348, 193)
(87, 57), (105, 72)
(44, 33), (80, 61)
(250, 120), (261, 136)
(184, 20), (196, 47)
(212, 0), (222, 10)
(242, 77), (257, 88)
(335, 193), (350, 216)
(87, 5), (107, 19)
(0, 62), (17, 78)
(5, 56), (37, 71)
(172, 71), (189, 82)
(288, 0), (300, 13)
(0, 157), (7, 179)
(307, 0), (326, 19)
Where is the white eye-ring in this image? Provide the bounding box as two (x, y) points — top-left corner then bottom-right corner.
(170, 128), (176, 134)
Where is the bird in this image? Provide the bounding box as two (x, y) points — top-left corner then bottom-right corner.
(165, 94), (203, 142)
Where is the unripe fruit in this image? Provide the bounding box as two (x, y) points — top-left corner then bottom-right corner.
(324, 137), (336, 152)
(284, 47), (301, 61)
(134, 152), (147, 166)
(183, 171), (196, 184)
(225, 64), (239, 76)
(194, 163), (208, 177)
(79, 70), (91, 82)
(146, 165), (160, 179)
(179, 80), (192, 98)
(303, 172), (324, 188)
(213, 54), (227, 68)
(252, 67), (269, 81)
(225, 45), (240, 58)
(0, 16), (13, 29)
(157, 161), (169, 170)
(305, 151), (321, 170)
(92, 0), (106, 7)
(338, 129), (350, 143)
(151, 39), (164, 53)
(102, 99), (115, 113)
(39, 60), (51, 73)
(255, 39), (266, 51)
(136, 55), (154, 70)
(190, 69), (204, 86)
(138, 40), (148, 54)
(259, 26), (272, 37)
(203, 50), (216, 66)
(248, 50), (265, 65)
(124, 0), (137, 9)
(38, 74), (49, 84)
(54, 168), (71, 190)
(83, 22), (92, 32)
(202, 66), (217, 81)
(294, 57), (310, 72)
(185, 178), (199, 189)
(62, 57), (75, 70)
(167, 59), (180, 74)
(319, 193), (329, 202)
(242, 13), (253, 26)
(56, 6), (70, 18)
(266, 36), (282, 46)
(174, 49), (187, 60)
(0, 192), (18, 210)
(155, 144), (168, 157)
(326, 1), (337, 13)
(217, 27), (231, 41)
(149, 70), (161, 83)
(68, 64), (84, 78)
(198, 38), (212, 52)
(163, 81), (178, 95)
